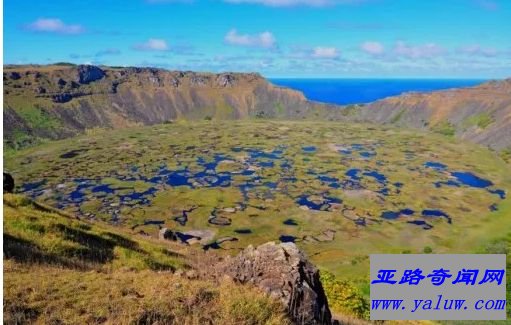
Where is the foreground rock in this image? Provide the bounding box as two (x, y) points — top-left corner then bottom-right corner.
(217, 241), (332, 325)
(3, 172), (14, 193)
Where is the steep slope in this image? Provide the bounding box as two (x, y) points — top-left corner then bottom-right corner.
(4, 64), (511, 153)
(3, 194), (291, 324)
(3, 64), (331, 148)
(351, 79), (511, 151)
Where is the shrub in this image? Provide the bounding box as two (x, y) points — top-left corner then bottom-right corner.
(320, 270), (370, 319)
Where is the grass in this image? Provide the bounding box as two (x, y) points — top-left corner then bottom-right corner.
(432, 121), (456, 137)
(463, 112), (494, 129)
(4, 260), (288, 325)
(3, 193), (290, 324)
(390, 109), (406, 124)
(3, 193), (187, 271)
(6, 121), (510, 270)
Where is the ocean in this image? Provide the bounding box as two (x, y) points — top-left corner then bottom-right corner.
(269, 79), (488, 105)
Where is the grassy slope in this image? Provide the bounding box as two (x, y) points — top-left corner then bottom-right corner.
(3, 194), (289, 325)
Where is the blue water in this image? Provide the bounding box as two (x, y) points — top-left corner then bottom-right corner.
(269, 79), (487, 105)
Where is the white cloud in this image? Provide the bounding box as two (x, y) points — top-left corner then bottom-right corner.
(393, 41), (445, 59)
(224, 29), (276, 49)
(457, 45), (498, 57)
(361, 41), (384, 55)
(224, 0), (365, 7)
(26, 18), (84, 34)
(133, 39), (169, 51)
(311, 46), (340, 59)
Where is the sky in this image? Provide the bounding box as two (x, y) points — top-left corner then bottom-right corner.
(3, 0), (511, 78)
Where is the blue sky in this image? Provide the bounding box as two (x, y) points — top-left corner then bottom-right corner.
(4, 0), (511, 77)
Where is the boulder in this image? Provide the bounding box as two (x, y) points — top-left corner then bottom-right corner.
(159, 228), (176, 241)
(3, 173), (14, 193)
(190, 75), (208, 86)
(52, 93), (73, 103)
(218, 242), (332, 324)
(56, 78), (67, 87)
(8, 72), (21, 80)
(216, 74), (235, 87)
(76, 65), (105, 84)
(35, 86), (46, 94)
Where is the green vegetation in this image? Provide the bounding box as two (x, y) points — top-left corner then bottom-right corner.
(499, 147), (511, 163)
(432, 121), (456, 137)
(3, 194), (289, 324)
(390, 108), (406, 124)
(463, 112), (494, 129)
(16, 105), (61, 131)
(53, 62), (77, 66)
(320, 270), (370, 319)
(5, 120), (511, 321)
(274, 102), (284, 116)
(341, 105), (357, 116)
(4, 194), (186, 272)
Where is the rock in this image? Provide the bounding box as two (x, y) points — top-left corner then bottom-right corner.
(218, 242), (332, 324)
(183, 229), (215, 244)
(216, 236), (238, 244)
(35, 86), (46, 94)
(3, 173), (14, 193)
(8, 72), (21, 80)
(76, 65), (105, 84)
(190, 75), (208, 86)
(208, 215), (231, 226)
(148, 76), (163, 87)
(52, 93), (73, 103)
(313, 229), (336, 242)
(159, 228), (176, 241)
(170, 77), (180, 88)
(109, 81), (119, 94)
(56, 78), (67, 87)
(223, 207), (236, 213)
(216, 74), (235, 87)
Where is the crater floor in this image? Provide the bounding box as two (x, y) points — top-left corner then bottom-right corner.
(6, 120), (511, 280)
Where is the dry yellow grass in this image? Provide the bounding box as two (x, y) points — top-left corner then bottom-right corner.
(3, 194), (290, 325)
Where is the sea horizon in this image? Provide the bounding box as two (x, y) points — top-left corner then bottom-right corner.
(269, 78), (489, 105)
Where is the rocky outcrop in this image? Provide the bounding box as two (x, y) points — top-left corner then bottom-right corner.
(4, 64), (511, 151)
(3, 172), (14, 193)
(4, 64), (330, 148)
(76, 65), (105, 84)
(218, 241), (332, 325)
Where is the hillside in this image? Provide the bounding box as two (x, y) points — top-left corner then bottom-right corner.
(351, 79), (511, 151)
(3, 64), (335, 149)
(3, 193), (291, 324)
(3, 64), (511, 153)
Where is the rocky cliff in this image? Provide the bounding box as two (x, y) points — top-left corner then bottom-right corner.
(3, 64), (332, 148)
(4, 64), (511, 152)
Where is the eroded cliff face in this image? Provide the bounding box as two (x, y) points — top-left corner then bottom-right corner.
(3, 64), (511, 152)
(350, 79), (511, 150)
(3, 64), (325, 148)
